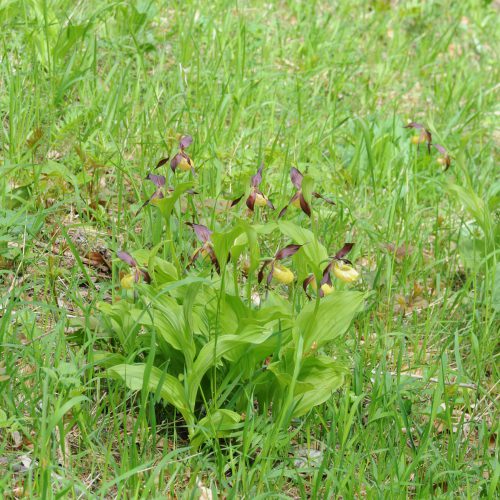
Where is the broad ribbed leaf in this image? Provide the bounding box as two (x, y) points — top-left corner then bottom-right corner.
(155, 182), (194, 220)
(211, 224), (245, 271)
(108, 364), (192, 425)
(294, 357), (346, 416)
(301, 174), (314, 206)
(191, 409), (242, 448)
(231, 222), (260, 274)
(296, 291), (365, 349)
(188, 325), (277, 408)
(278, 221), (329, 272)
(139, 288), (196, 364)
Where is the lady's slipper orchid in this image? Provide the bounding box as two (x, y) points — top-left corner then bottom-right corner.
(170, 135), (195, 174)
(332, 261), (360, 283)
(136, 173), (166, 214)
(117, 251), (151, 288)
(258, 243), (302, 286)
(278, 167), (335, 218)
(136, 173), (197, 215)
(405, 122), (432, 152)
(231, 164), (275, 211)
(272, 263), (295, 284)
(303, 243), (356, 297)
(433, 143), (451, 170)
(186, 222), (221, 273)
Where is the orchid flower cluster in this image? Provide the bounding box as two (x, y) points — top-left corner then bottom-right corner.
(117, 134), (361, 298)
(405, 122), (451, 170)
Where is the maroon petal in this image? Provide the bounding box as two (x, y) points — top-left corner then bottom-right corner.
(246, 191), (257, 211)
(145, 173), (166, 187)
(320, 268), (332, 287)
(278, 192), (299, 218)
(135, 199), (150, 216)
(322, 261), (334, 277)
(266, 262), (275, 287)
(421, 130), (432, 152)
(251, 164), (264, 188)
(275, 244), (302, 260)
(334, 243), (354, 260)
(231, 194), (244, 207)
(136, 188), (165, 215)
(170, 153), (182, 172)
(258, 260), (272, 284)
(140, 268), (152, 283)
(404, 122), (425, 130)
(155, 157), (170, 169)
(152, 188), (165, 200)
(179, 135), (193, 150)
(433, 143), (447, 155)
(186, 222), (212, 243)
(206, 246), (221, 274)
(278, 205), (289, 218)
(290, 167), (303, 189)
(299, 193), (311, 217)
(117, 251), (137, 267)
(312, 192), (335, 205)
(134, 268), (142, 283)
(182, 151), (193, 165)
(303, 274), (315, 294)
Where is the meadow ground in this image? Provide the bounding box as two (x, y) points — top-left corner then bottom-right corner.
(0, 1), (499, 498)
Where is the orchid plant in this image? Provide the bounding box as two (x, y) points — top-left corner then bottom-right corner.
(303, 243), (359, 298)
(405, 121), (452, 170)
(258, 243), (302, 286)
(89, 132), (370, 448)
(278, 167), (335, 218)
(231, 164), (275, 211)
(186, 222), (221, 273)
(116, 251), (151, 289)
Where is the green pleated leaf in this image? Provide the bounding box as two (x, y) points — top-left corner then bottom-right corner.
(296, 291), (365, 350)
(269, 355), (347, 417)
(188, 325), (277, 409)
(278, 221), (329, 274)
(108, 364), (192, 426)
(191, 409), (242, 448)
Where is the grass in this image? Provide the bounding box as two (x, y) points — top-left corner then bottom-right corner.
(1, 0), (499, 497)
